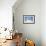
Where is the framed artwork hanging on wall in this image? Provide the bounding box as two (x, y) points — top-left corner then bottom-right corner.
(23, 15), (35, 24)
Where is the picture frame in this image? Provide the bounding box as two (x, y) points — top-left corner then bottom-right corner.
(23, 15), (35, 24)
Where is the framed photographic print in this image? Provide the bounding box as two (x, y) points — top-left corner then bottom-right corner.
(23, 15), (35, 24)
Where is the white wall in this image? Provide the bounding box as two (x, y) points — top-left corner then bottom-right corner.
(0, 0), (16, 30)
(41, 0), (46, 46)
(13, 0), (41, 46)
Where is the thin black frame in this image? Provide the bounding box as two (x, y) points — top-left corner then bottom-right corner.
(23, 15), (35, 24)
